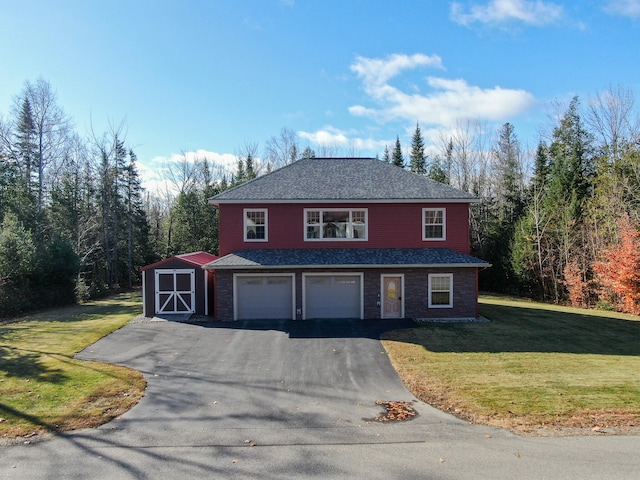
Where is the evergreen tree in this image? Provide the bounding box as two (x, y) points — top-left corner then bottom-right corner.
(409, 122), (426, 174)
(0, 213), (37, 316)
(232, 158), (246, 186)
(392, 136), (404, 168)
(493, 122), (524, 225)
(124, 150), (153, 288)
(300, 146), (316, 159)
(12, 97), (38, 229)
(427, 155), (448, 184)
(245, 152), (256, 180)
(530, 142), (550, 198)
(382, 145), (391, 163)
(15, 98), (37, 193)
(478, 123), (525, 293)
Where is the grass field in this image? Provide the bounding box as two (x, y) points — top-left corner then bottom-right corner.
(0, 292), (146, 439)
(381, 295), (640, 435)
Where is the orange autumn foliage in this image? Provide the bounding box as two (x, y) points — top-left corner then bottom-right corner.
(563, 259), (588, 308)
(593, 214), (640, 315)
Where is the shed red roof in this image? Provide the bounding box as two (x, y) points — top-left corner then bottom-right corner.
(141, 251), (218, 271)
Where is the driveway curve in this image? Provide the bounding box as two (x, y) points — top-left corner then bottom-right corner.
(1, 318), (639, 479)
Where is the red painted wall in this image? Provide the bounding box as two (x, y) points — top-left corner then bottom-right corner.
(218, 202), (471, 256)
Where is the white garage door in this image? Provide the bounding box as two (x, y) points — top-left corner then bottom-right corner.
(304, 274), (362, 319)
(235, 275), (294, 320)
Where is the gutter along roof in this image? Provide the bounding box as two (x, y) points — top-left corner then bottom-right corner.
(209, 158), (479, 204)
(203, 248), (491, 270)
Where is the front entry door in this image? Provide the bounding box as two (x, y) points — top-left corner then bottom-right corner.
(382, 275), (403, 318)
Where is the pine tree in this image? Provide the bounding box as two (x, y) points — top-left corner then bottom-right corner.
(494, 122), (524, 225)
(427, 156), (448, 184)
(245, 153), (256, 180)
(12, 98), (38, 229)
(301, 146), (316, 159)
(232, 158), (246, 186)
(409, 122), (426, 174)
(530, 142), (550, 198)
(382, 145), (391, 163)
(392, 136), (404, 168)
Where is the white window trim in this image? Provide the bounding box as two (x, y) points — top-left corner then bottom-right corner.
(244, 208), (268, 242)
(422, 208), (446, 241)
(303, 208), (368, 241)
(428, 273), (453, 309)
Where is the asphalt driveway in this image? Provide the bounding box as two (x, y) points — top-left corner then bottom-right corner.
(1, 318), (639, 479)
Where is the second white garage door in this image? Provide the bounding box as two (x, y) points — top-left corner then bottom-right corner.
(304, 274), (363, 319)
(235, 275), (294, 320)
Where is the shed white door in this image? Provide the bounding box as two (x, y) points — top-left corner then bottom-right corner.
(304, 274), (362, 319)
(235, 275), (294, 320)
(155, 269), (195, 314)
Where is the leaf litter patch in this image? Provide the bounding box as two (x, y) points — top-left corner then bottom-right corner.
(371, 400), (418, 422)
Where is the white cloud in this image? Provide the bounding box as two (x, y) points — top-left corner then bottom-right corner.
(451, 0), (563, 26)
(348, 54), (536, 128)
(605, 0), (640, 17)
(298, 127), (389, 156)
(299, 127), (349, 146)
(351, 54), (444, 99)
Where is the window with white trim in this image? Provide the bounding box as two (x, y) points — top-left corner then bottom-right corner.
(244, 209), (267, 241)
(423, 208), (446, 240)
(428, 274), (453, 308)
(305, 209), (367, 241)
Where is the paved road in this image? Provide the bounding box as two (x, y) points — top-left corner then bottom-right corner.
(1, 318), (639, 479)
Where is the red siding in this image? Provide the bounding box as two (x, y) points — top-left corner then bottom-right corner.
(218, 203), (471, 256)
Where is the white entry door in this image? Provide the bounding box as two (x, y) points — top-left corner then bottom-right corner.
(381, 274), (404, 318)
(155, 269), (195, 314)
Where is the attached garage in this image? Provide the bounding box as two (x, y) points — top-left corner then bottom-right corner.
(141, 252), (218, 317)
(303, 273), (363, 319)
(234, 274), (294, 320)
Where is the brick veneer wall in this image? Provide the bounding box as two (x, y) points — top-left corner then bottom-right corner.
(213, 267), (478, 321)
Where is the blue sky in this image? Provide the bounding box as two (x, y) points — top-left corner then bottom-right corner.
(1, 0), (639, 190)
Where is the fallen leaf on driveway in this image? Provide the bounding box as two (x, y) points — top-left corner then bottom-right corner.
(373, 400), (418, 422)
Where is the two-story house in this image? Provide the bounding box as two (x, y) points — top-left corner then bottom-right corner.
(203, 157), (490, 321)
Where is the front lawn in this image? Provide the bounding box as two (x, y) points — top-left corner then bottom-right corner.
(381, 295), (640, 435)
(0, 292), (146, 439)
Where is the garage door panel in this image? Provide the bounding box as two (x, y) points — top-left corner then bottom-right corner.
(305, 275), (361, 319)
(236, 275), (293, 320)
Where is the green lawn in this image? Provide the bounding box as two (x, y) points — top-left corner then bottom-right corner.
(381, 295), (640, 435)
(0, 292), (146, 439)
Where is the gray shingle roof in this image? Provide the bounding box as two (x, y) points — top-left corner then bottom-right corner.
(203, 248), (491, 269)
(210, 158), (477, 203)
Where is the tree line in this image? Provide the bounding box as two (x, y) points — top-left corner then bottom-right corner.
(0, 79), (154, 316)
(1, 78), (639, 317)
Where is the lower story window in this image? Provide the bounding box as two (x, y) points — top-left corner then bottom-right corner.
(428, 274), (453, 308)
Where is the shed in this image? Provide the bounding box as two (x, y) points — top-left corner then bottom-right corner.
(141, 251), (217, 317)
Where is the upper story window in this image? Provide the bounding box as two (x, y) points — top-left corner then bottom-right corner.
(244, 209), (268, 242)
(423, 208), (446, 241)
(305, 209), (367, 241)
